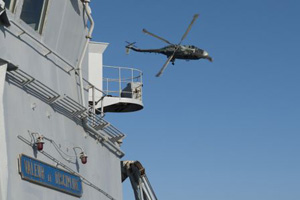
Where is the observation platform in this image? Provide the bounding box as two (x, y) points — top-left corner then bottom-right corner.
(94, 65), (143, 113)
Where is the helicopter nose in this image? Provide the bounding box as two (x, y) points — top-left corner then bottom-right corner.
(205, 56), (213, 62)
(206, 56), (213, 62)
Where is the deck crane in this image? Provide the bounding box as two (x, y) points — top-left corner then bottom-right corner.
(121, 161), (158, 200)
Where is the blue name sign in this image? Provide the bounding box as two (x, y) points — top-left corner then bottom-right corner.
(19, 154), (83, 197)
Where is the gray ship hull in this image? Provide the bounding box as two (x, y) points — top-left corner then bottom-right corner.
(0, 1), (124, 199)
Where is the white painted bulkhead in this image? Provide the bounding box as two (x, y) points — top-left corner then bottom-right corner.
(88, 43), (144, 113)
(0, 1), (123, 200)
(88, 42), (108, 101)
(0, 64), (8, 200)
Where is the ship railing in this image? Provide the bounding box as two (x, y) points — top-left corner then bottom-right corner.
(82, 77), (107, 114)
(9, 20), (76, 72)
(3, 20), (126, 155)
(82, 78), (125, 143)
(103, 65), (143, 100)
(86, 112), (125, 143)
(6, 68), (125, 153)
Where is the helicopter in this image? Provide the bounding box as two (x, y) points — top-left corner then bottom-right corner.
(126, 14), (213, 77)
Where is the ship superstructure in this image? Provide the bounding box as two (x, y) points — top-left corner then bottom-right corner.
(0, 0), (147, 199)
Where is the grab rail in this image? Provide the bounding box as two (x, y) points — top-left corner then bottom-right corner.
(9, 20), (76, 72)
(103, 65), (143, 98)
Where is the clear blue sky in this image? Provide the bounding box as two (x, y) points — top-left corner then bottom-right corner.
(90, 1), (300, 200)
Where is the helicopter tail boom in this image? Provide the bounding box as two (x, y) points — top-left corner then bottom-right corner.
(125, 42), (162, 54)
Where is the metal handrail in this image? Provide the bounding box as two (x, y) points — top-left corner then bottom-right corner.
(7, 20), (111, 107)
(103, 65), (143, 98)
(9, 20), (76, 72)
(8, 68), (125, 148)
(18, 135), (120, 199)
(5, 20), (126, 149)
(103, 65), (143, 81)
(103, 65), (143, 74)
(83, 77), (107, 95)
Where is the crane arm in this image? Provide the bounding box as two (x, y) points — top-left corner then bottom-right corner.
(121, 161), (158, 200)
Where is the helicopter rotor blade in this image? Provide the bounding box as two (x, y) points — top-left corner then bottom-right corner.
(143, 29), (173, 45)
(179, 14), (199, 44)
(156, 46), (180, 77)
(156, 55), (174, 77)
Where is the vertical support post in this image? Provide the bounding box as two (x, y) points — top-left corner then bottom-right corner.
(0, 63), (8, 200)
(119, 67), (121, 97)
(92, 86), (95, 126)
(92, 86), (95, 114)
(140, 71), (143, 86)
(106, 78), (108, 95)
(131, 68), (134, 82)
(131, 68), (134, 97)
(101, 96), (105, 118)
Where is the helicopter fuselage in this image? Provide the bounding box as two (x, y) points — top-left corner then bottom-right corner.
(126, 14), (212, 77)
(161, 45), (205, 60)
(127, 45), (212, 62)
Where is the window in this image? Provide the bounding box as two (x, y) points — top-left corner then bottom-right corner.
(20, 0), (48, 33)
(3, 0), (16, 12)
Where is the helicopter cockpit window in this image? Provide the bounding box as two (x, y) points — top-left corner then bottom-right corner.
(20, 0), (49, 33)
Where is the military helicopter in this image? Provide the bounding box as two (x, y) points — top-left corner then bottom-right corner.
(126, 14), (213, 77)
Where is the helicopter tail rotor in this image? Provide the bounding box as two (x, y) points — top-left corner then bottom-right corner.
(125, 41), (136, 54)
